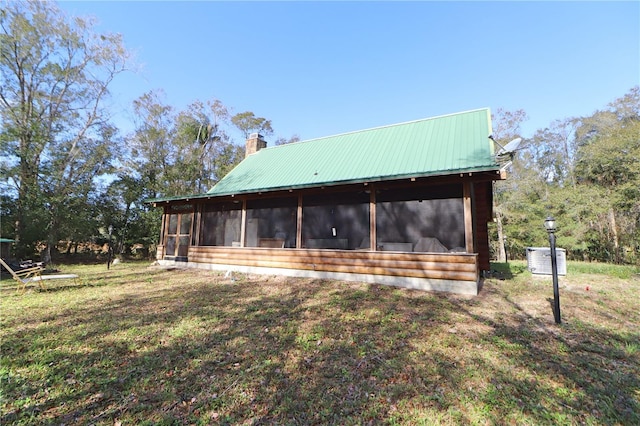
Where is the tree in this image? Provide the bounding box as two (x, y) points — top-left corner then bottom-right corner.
(128, 93), (245, 198)
(128, 90), (177, 198)
(496, 87), (640, 264)
(573, 90), (640, 263)
(172, 99), (242, 193)
(121, 94), (247, 254)
(528, 118), (579, 187)
(0, 1), (132, 258)
(231, 111), (274, 138)
(275, 134), (301, 146)
(98, 175), (160, 257)
(490, 108), (529, 262)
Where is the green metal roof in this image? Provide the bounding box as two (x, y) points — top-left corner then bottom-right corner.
(207, 108), (496, 197)
(147, 108), (497, 203)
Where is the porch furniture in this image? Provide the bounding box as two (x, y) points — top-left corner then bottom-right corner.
(414, 237), (449, 253)
(306, 238), (348, 249)
(259, 238), (285, 248)
(378, 242), (414, 252)
(0, 258), (78, 293)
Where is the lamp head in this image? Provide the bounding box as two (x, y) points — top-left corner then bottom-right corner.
(544, 216), (556, 233)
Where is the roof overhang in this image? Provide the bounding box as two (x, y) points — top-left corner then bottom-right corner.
(145, 167), (504, 207)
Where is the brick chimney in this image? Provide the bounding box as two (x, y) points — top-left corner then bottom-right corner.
(245, 133), (267, 157)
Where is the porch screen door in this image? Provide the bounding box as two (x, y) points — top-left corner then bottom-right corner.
(164, 211), (192, 261)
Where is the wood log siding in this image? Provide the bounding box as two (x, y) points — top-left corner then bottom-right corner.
(473, 182), (492, 271)
(188, 246), (479, 282)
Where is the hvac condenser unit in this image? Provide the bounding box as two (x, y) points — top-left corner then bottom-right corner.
(526, 247), (567, 275)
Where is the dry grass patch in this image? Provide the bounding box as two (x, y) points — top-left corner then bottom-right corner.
(1, 261), (638, 425)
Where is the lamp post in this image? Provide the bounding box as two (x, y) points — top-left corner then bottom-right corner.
(544, 216), (561, 324)
(107, 225), (113, 270)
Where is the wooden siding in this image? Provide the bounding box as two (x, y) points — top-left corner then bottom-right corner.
(188, 246), (479, 282)
(463, 182), (474, 253)
(473, 182), (492, 271)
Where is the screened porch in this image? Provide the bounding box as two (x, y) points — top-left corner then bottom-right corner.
(159, 182), (471, 258)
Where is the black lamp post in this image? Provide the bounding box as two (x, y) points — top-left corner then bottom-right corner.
(544, 216), (561, 324)
(107, 225), (113, 270)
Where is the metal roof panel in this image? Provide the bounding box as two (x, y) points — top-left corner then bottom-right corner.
(207, 108), (496, 197)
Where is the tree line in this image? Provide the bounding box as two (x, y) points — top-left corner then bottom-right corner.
(1, 2), (638, 265)
(491, 88), (639, 265)
(0, 1), (298, 260)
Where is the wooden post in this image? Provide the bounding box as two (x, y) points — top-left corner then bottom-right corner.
(369, 188), (376, 251)
(463, 181), (474, 253)
(240, 199), (247, 247)
(296, 194), (303, 248)
(192, 204), (201, 246)
(160, 208), (167, 246)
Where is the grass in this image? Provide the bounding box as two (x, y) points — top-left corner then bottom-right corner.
(565, 261), (639, 279)
(1, 261), (639, 425)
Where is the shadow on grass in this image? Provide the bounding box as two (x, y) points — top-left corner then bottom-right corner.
(489, 261), (529, 280)
(1, 268), (638, 425)
(447, 285), (640, 424)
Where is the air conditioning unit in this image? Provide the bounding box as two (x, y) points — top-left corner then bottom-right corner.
(526, 247), (567, 275)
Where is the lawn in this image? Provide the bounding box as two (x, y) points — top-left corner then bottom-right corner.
(1, 261), (639, 425)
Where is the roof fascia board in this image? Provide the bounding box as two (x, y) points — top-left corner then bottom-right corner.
(146, 166), (502, 205)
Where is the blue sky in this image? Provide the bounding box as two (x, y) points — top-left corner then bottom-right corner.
(59, 1), (639, 144)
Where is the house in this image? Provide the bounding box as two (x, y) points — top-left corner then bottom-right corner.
(149, 108), (505, 295)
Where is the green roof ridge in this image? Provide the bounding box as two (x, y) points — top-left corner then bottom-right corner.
(260, 107), (493, 151)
